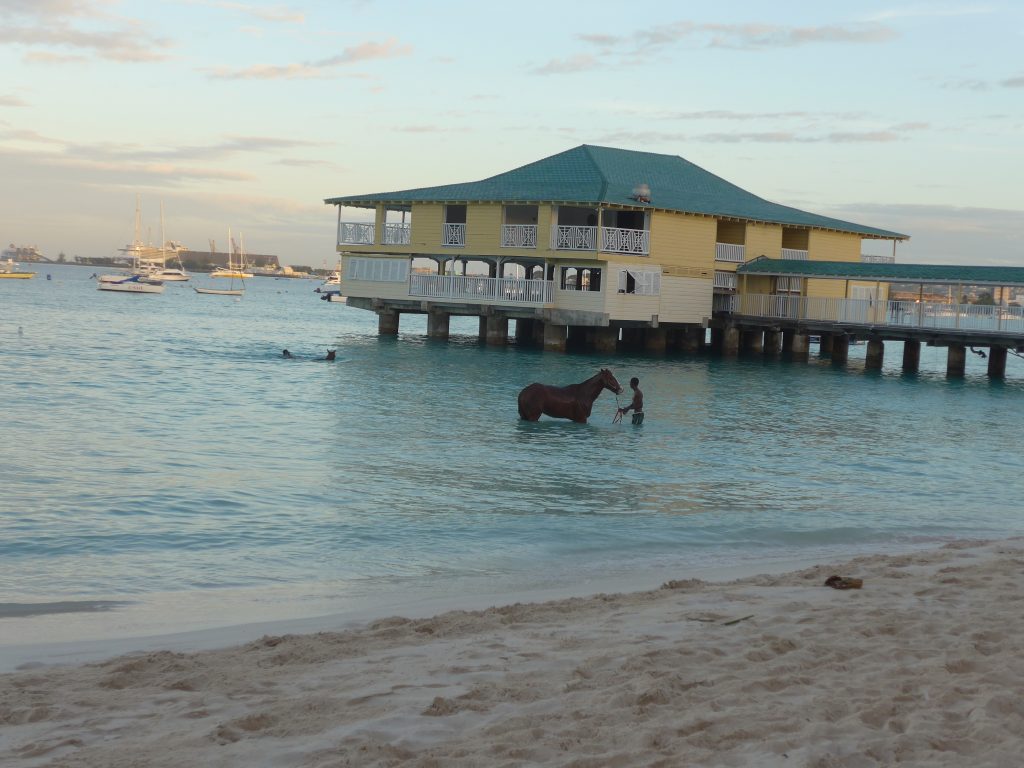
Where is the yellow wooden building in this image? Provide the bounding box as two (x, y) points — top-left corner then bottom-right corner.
(325, 145), (907, 351)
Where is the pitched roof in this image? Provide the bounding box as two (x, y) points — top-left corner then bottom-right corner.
(325, 144), (908, 240)
(737, 257), (1024, 287)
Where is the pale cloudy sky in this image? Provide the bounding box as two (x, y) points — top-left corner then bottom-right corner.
(1, 0), (1021, 266)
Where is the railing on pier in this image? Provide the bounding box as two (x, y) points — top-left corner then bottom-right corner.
(712, 293), (738, 313)
(338, 222), (374, 246)
(409, 274), (553, 305)
(734, 293), (1024, 335)
(861, 253), (896, 264)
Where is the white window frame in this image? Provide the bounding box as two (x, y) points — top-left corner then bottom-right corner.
(617, 268), (661, 296)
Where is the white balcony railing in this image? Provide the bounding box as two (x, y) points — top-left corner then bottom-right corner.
(409, 274), (552, 305)
(861, 253), (896, 264)
(713, 270), (737, 289)
(781, 248), (809, 260)
(733, 293), (1024, 335)
(551, 225), (597, 251)
(712, 293), (738, 313)
(715, 242), (746, 262)
(382, 223), (411, 245)
(442, 223), (466, 247)
(501, 224), (538, 248)
(338, 222), (375, 246)
(601, 227), (650, 255)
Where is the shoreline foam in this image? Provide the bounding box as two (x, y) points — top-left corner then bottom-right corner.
(4, 538), (1023, 766)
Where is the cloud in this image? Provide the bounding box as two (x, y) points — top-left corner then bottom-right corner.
(0, 94), (28, 107)
(599, 127), (912, 145)
(863, 4), (996, 22)
(596, 20), (893, 53)
(205, 38), (412, 80)
(1002, 76), (1024, 88)
(210, 2), (305, 23)
(0, 0), (173, 62)
(534, 19), (897, 74)
(531, 54), (600, 75)
(939, 78), (989, 91)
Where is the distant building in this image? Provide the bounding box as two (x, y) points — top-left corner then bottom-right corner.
(179, 250), (280, 270)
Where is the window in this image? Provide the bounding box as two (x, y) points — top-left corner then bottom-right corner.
(775, 276), (802, 294)
(345, 257), (409, 282)
(560, 267), (602, 292)
(617, 268), (660, 296)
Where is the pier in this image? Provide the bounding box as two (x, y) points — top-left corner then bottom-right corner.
(711, 259), (1024, 378)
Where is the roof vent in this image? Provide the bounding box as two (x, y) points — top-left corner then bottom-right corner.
(631, 183), (651, 204)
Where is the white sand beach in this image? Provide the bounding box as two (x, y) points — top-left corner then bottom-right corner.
(3, 539), (1023, 767)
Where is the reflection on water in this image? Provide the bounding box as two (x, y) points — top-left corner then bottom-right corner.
(2, 265), (1024, 614)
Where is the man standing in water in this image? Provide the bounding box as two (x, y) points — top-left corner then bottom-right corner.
(617, 377), (644, 425)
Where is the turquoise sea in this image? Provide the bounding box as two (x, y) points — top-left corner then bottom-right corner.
(2, 264), (1024, 661)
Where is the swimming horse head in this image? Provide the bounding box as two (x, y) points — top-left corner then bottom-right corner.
(598, 368), (623, 395)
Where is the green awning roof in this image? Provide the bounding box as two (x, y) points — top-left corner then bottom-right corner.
(325, 145), (907, 240)
(737, 257), (1024, 287)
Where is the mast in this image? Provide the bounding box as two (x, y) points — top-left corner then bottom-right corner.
(160, 201), (166, 268)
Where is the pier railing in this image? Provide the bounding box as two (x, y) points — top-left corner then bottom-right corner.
(736, 294), (1024, 335)
(409, 274), (553, 305)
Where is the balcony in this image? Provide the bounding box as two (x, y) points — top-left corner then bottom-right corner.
(713, 270), (737, 290)
(601, 227), (649, 255)
(383, 223), (411, 245)
(551, 225), (597, 251)
(501, 224), (538, 248)
(442, 223), (466, 247)
(409, 274), (552, 305)
(715, 242), (746, 262)
(781, 248), (809, 260)
(338, 222), (374, 246)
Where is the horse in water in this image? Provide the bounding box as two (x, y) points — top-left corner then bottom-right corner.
(517, 369), (623, 423)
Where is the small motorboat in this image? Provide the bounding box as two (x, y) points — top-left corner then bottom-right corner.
(97, 274), (165, 294)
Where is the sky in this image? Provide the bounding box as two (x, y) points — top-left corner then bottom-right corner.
(1, 0), (1022, 267)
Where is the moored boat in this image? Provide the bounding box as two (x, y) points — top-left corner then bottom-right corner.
(0, 258), (35, 279)
(97, 274), (165, 294)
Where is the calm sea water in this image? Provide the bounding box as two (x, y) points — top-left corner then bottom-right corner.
(2, 264), (1024, 651)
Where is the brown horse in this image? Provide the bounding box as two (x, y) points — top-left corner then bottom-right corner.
(517, 369), (623, 423)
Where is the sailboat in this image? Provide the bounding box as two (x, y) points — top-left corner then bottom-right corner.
(149, 203), (189, 281)
(210, 231), (253, 279)
(98, 197), (167, 293)
(194, 228), (245, 296)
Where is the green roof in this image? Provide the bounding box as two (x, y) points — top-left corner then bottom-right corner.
(325, 145), (907, 240)
(738, 257), (1024, 287)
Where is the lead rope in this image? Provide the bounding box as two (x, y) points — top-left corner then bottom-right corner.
(612, 392), (623, 423)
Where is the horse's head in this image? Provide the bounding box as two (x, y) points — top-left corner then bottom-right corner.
(599, 368), (623, 394)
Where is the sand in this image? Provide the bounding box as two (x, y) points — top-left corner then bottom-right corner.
(3, 539), (1024, 767)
